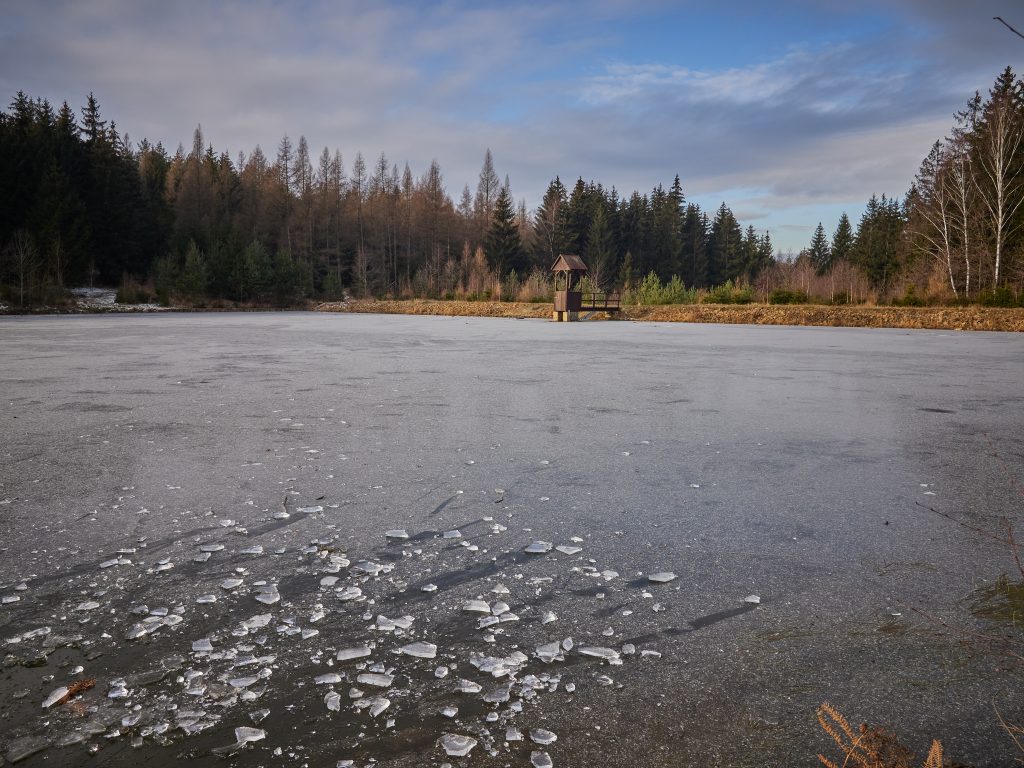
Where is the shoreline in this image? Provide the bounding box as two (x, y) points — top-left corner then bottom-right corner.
(318, 298), (1024, 332)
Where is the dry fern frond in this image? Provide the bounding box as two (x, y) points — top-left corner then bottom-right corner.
(816, 702), (942, 768)
(922, 740), (944, 768)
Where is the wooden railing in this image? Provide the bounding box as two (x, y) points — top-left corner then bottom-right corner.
(580, 292), (622, 311)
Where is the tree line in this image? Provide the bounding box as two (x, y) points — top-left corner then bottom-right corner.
(797, 67), (1024, 306)
(2, 68), (1022, 309)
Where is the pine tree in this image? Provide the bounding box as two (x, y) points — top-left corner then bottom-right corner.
(707, 203), (743, 284)
(483, 184), (526, 277)
(533, 177), (569, 264)
(177, 240), (208, 300)
(80, 93), (106, 144)
(831, 213), (854, 264)
(809, 222), (831, 274)
(680, 205), (708, 287)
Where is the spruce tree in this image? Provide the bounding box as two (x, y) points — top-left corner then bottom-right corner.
(809, 222), (831, 274)
(483, 184), (526, 277)
(533, 177), (569, 264)
(831, 213), (854, 264)
(707, 203), (743, 284)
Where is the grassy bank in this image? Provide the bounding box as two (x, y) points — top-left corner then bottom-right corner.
(317, 299), (1024, 331)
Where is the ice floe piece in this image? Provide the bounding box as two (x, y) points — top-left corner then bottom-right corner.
(421, 583), (438, 592)
(192, 638), (214, 652)
(578, 646), (621, 663)
(336, 646), (372, 661)
(399, 641), (437, 659)
(235, 726), (265, 744)
(325, 690), (341, 711)
(439, 733), (477, 757)
(531, 729), (557, 745)
(335, 586), (363, 601)
(535, 642), (563, 663)
(454, 679), (482, 694)
(353, 561), (383, 576)
(356, 672), (394, 688)
(254, 586), (280, 605)
(239, 545), (264, 555)
(241, 614), (272, 630)
(5, 736), (49, 764)
(375, 614), (414, 631)
(42, 686), (70, 708)
(367, 697), (390, 717)
(506, 727), (524, 741)
(200, 544), (225, 553)
(524, 540), (553, 554)
(483, 684), (512, 703)
(555, 545), (582, 555)
(385, 529), (409, 539)
(744, 594), (761, 604)
(440, 705), (458, 718)
(297, 506), (323, 514)
(315, 673), (343, 685)
(531, 750), (554, 768)
(648, 572), (678, 583)
(221, 578), (244, 590)
(541, 611), (557, 624)
(471, 651), (528, 677)
(463, 599), (491, 613)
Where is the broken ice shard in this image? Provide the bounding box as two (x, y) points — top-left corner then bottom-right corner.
(399, 641), (437, 659)
(356, 672), (394, 688)
(336, 646), (372, 661)
(524, 541), (553, 554)
(42, 686), (70, 708)
(578, 646), (620, 662)
(439, 733), (477, 757)
(234, 727), (265, 744)
(648, 572), (678, 583)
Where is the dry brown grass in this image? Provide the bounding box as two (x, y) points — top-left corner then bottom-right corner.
(317, 299), (1024, 332)
(817, 702), (944, 768)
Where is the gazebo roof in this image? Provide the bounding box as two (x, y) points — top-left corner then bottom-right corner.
(551, 254), (588, 273)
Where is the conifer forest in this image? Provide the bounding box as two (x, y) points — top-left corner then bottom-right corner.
(1, 68), (1023, 309)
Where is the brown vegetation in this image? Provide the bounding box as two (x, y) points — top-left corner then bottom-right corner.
(816, 703), (944, 768)
(318, 299), (1024, 332)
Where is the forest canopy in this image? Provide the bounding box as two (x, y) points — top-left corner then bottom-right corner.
(1, 67), (1022, 309)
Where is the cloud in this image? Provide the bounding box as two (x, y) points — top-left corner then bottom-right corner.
(0, 0), (1020, 251)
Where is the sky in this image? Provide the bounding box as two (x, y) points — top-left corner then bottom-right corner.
(2, 0), (1023, 252)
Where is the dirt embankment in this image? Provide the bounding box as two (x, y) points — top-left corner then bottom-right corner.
(317, 299), (1024, 331)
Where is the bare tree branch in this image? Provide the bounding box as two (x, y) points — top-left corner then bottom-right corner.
(994, 16), (1024, 41)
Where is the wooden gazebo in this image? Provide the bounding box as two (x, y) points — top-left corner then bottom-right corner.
(551, 254), (620, 322)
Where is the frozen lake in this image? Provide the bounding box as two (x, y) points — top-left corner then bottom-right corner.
(1, 312), (1022, 767)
